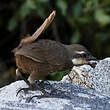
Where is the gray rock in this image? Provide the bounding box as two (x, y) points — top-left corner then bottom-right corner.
(62, 65), (93, 89)
(0, 80), (110, 110)
(62, 58), (110, 98)
(89, 58), (110, 97)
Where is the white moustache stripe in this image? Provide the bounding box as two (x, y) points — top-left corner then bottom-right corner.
(75, 51), (85, 54)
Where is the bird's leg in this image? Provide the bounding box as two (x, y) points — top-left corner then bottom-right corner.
(16, 68), (29, 84)
(26, 80), (71, 103)
(27, 74), (54, 95)
(16, 70), (63, 101)
(16, 69), (46, 96)
(16, 68), (34, 96)
(16, 76), (41, 95)
(26, 74), (65, 102)
(16, 70), (55, 98)
(26, 81), (59, 103)
(16, 68), (24, 81)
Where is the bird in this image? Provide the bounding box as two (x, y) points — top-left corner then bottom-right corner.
(13, 11), (96, 98)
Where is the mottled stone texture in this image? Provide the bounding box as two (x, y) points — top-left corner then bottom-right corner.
(62, 65), (93, 89)
(62, 58), (110, 97)
(89, 58), (110, 97)
(0, 80), (110, 110)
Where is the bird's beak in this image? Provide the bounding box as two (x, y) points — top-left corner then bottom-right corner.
(88, 56), (98, 67)
(89, 56), (97, 61)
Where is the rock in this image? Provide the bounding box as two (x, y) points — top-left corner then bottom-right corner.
(89, 58), (110, 97)
(62, 58), (110, 97)
(1, 58), (110, 109)
(0, 80), (110, 110)
(62, 65), (93, 89)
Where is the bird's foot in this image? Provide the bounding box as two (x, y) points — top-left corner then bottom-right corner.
(26, 81), (71, 102)
(16, 80), (69, 102)
(16, 80), (53, 97)
(16, 85), (36, 96)
(26, 88), (70, 102)
(26, 93), (57, 103)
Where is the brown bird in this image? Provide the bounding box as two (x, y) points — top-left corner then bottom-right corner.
(13, 11), (96, 97)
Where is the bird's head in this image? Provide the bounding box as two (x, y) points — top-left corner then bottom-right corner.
(72, 50), (97, 67)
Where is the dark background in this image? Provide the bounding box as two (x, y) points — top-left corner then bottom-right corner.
(0, 0), (110, 87)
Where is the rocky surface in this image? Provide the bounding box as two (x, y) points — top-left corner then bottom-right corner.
(1, 58), (110, 110)
(62, 58), (110, 97)
(0, 80), (110, 110)
(89, 58), (110, 97)
(62, 65), (93, 89)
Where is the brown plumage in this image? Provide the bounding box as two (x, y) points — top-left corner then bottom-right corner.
(13, 11), (96, 88)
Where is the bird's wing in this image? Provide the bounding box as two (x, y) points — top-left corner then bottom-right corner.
(15, 40), (69, 66)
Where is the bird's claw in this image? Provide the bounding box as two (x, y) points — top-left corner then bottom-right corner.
(16, 88), (31, 96)
(26, 92), (57, 103)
